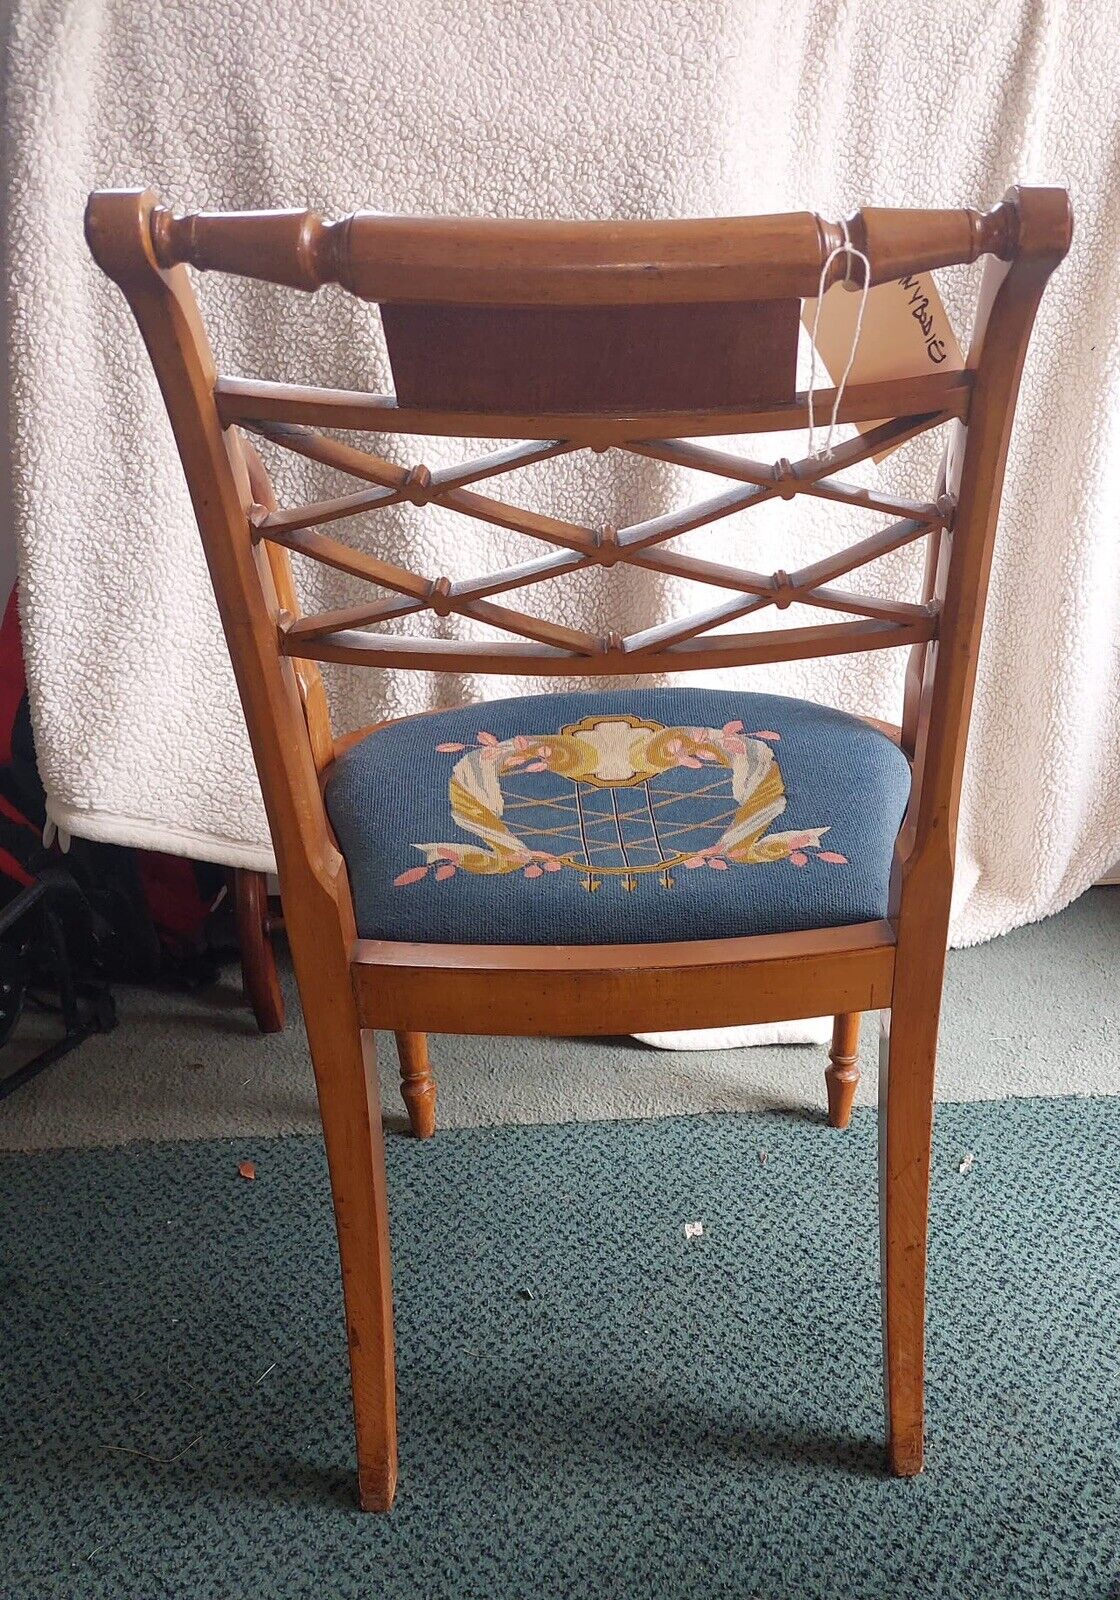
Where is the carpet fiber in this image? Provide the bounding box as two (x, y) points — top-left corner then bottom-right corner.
(2, 1098), (1117, 1599)
(2, 890), (1119, 1152)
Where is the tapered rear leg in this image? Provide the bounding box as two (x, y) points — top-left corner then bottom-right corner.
(395, 1031), (437, 1139)
(233, 867), (285, 1033)
(296, 947), (398, 1510)
(879, 974), (942, 1477)
(826, 1012), (862, 1128)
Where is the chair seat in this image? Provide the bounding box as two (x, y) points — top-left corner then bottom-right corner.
(325, 688), (911, 946)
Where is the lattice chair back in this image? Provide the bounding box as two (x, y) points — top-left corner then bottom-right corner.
(84, 187), (1070, 902)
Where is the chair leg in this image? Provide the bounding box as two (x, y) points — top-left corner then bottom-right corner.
(298, 959), (398, 1510)
(394, 1031), (437, 1139)
(232, 867), (285, 1033)
(879, 985), (940, 1478)
(826, 1012), (861, 1128)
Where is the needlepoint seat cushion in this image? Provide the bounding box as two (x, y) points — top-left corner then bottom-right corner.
(324, 688), (911, 946)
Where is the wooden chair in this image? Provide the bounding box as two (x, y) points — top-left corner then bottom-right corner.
(85, 185), (1070, 1510)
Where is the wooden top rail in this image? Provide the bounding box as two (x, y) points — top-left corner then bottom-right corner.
(87, 189), (1026, 306)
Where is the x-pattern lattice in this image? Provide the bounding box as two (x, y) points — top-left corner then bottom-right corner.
(497, 766), (747, 895)
(502, 776), (739, 851)
(244, 407), (952, 670)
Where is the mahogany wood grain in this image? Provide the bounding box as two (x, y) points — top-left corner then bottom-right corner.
(879, 185), (1071, 1476)
(260, 409), (947, 676)
(246, 430), (574, 534)
(149, 202), (1014, 304)
(215, 369), (973, 444)
(627, 410), (950, 514)
(350, 923), (896, 1035)
(85, 182), (1070, 1507)
(242, 439), (336, 772)
(86, 188), (398, 1510)
(380, 298), (800, 413)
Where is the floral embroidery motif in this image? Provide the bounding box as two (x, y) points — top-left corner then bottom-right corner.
(393, 713), (848, 891)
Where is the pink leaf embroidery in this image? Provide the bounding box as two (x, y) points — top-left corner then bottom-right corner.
(708, 857), (729, 870)
(394, 865), (430, 886)
(476, 731), (499, 746)
(525, 760), (548, 772)
(818, 851), (848, 865)
(542, 859), (563, 872)
(789, 851), (808, 867)
(722, 719), (744, 735)
(434, 864), (457, 881)
(679, 756), (703, 769)
(752, 730), (781, 741)
(524, 863), (543, 879)
(683, 856), (707, 869)
(436, 742), (465, 753)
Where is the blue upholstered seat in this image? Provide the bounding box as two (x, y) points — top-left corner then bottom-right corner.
(325, 688), (911, 946)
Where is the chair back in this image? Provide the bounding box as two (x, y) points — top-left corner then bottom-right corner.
(85, 187), (1070, 913)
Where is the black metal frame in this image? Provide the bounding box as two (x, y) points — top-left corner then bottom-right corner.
(0, 866), (117, 1100)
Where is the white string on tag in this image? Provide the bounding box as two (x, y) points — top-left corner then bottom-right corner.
(805, 219), (872, 461)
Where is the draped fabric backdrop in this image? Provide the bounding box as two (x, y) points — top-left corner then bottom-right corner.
(5, 0), (1118, 946)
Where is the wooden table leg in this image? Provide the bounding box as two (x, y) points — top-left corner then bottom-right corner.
(233, 867), (285, 1034)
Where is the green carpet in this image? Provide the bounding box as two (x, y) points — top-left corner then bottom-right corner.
(1, 1099), (1117, 1599)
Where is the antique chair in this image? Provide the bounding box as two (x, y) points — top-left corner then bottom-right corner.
(85, 185), (1070, 1509)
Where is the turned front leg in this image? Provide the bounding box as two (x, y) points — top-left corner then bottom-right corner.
(395, 1031), (437, 1139)
(826, 1013), (862, 1129)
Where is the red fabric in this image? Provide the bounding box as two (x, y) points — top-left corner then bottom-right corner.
(0, 842), (34, 889)
(0, 790), (37, 834)
(0, 591), (24, 766)
(135, 850), (219, 941)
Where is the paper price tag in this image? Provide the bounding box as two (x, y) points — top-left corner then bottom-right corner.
(802, 272), (963, 459)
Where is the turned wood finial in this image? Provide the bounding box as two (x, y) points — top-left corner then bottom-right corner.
(972, 201), (1017, 260)
(147, 204), (175, 265)
(149, 204), (349, 292)
(819, 198), (1020, 289)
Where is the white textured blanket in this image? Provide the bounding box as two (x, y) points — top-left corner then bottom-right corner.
(5, 0), (1119, 946)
